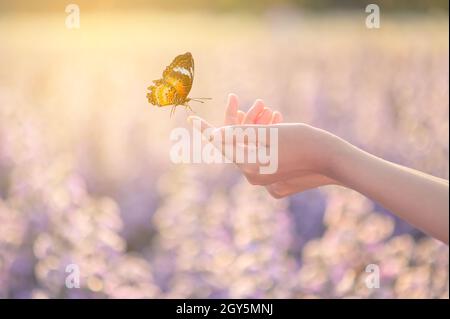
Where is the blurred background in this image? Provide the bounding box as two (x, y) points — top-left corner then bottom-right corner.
(0, 0), (448, 298)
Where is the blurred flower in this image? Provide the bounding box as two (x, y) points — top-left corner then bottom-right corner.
(0, 12), (448, 298)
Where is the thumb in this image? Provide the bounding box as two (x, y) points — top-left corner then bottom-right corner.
(187, 116), (214, 132)
(187, 116), (219, 142)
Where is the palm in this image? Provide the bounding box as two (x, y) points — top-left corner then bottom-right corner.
(222, 94), (338, 198)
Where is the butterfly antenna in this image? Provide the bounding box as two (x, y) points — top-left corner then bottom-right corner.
(170, 105), (177, 118)
(182, 103), (196, 114)
(190, 98), (212, 103)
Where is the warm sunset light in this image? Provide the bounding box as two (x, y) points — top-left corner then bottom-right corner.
(0, 0), (448, 303)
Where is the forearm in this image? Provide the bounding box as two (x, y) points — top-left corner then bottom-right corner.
(331, 140), (449, 244)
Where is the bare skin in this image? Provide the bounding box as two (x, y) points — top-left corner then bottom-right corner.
(189, 93), (449, 244)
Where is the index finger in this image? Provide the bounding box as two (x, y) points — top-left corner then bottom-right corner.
(225, 93), (239, 125)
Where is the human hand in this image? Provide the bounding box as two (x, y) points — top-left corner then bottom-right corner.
(189, 94), (341, 198)
(187, 94), (449, 243)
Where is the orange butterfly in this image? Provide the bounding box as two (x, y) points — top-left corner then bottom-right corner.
(146, 52), (210, 117)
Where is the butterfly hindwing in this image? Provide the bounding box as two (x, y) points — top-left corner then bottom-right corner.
(164, 70), (192, 101)
(147, 79), (178, 107)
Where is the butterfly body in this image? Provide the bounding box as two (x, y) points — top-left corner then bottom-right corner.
(147, 52), (209, 115)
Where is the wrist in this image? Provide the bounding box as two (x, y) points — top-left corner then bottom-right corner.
(325, 134), (357, 185)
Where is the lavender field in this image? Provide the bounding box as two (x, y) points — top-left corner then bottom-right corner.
(0, 11), (448, 298)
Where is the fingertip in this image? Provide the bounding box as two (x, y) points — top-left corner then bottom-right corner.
(187, 115), (206, 122)
(277, 112), (283, 122)
(225, 93), (240, 125)
(253, 99), (265, 109)
(237, 110), (245, 124)
(260, 106), (271, 116)
(256, 107), (273, 124)
(227, 93), (239, 109)
(243, 99), (266, 124)
(252, 100), (266, 116)
(188, 116), (213, 133)
(271, 111), (283, 124)
(187, 115), (197, 124)
(228, 93), (238, 101)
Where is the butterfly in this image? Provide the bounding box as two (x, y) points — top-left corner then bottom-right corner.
(146, 52), (210, 117)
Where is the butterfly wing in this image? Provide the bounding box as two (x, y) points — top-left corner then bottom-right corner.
(162, 52), (194, 104)
(147, 79), (178, 106)
(147, 52), (194, 107)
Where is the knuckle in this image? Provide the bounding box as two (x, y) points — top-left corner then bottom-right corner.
(266, 183), (287, 198)
(241, 165), (258, 175)
(266, 186), (284, 199)
(245, 175), (264, 186)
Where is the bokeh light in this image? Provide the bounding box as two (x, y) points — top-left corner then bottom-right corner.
(0, 1), (448, 298)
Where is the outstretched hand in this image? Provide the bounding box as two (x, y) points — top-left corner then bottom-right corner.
(188, 93), (340, 198)
(187, 93), (449, 243)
